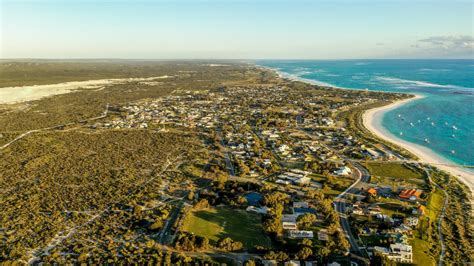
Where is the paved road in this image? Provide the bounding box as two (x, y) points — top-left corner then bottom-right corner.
(216, 128), (236, 176)
(157, 201), (184, 245)
(334, 160), (371, 261)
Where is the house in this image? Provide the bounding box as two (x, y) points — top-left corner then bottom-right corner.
(374, 243), (413, 263)
(367, 187), (377, 197)
(368, 205), (382, 215)
(405, 217), (419, 227)
(412, 205), (426, 216)
(399, 189), (423, 201)
(293, 207), (317, 217)
(333, 166), (351, 176)
(278, 144), (290, 152)
(317, 229), (329, 241)
(294, 176), (311, 185)
(282, 214), (297, 223)
(284, 261), (300, 266)
(365, 148), (381, 158)
(276, 179), (291, 185)
(283, 222), (298, 230)
(288, 230), (314, 239)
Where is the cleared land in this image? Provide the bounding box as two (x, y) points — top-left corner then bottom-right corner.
(363, 162), (425, 188)
(182, 207), (271, 248)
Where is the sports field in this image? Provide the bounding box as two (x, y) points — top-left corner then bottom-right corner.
(182, 207), (272, 248)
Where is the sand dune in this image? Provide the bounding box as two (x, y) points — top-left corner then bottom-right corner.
(0, 76), (171, 105)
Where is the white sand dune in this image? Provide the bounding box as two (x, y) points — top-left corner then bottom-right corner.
(363, 95), (474, 195)
(0, 76), (171, 105)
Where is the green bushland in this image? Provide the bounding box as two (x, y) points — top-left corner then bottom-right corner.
(0, 130), (203, 262)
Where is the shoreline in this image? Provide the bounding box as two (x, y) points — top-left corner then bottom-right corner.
(258, 65), (474, 195)
(362, 95), (474, 194)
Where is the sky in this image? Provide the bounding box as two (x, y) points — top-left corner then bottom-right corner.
(0, 0), (473, 59)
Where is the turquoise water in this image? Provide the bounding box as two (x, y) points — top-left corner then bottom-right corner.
(257, 60), (474, 167)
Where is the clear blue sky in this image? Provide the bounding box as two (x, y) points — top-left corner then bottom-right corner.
(1, 0), (472, 59)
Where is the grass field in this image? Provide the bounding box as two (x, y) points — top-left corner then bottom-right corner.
(425, 188), (444, 221)
(412, 238), (435, 266)
(182, 207), (272, 248)
(363, 162), (425, 188)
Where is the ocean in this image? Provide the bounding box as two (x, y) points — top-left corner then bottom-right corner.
(257, 59), (474, 167)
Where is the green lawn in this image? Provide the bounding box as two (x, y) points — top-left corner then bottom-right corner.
(412, 238), (435, 266)
(425, 188), (444, 221)
(182, 207), (272, 248)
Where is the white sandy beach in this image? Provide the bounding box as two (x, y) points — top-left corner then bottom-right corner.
(0, 76), (171, 105)
(363, 95), (474, 194)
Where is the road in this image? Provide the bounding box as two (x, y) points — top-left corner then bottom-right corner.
(333, 160), (371, 261)
(216, 127), (236, 176)
(157, 201), (184, 245)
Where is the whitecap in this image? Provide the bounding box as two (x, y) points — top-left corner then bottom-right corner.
(418, 68), (452, 72)
(374, 76), (472, 90)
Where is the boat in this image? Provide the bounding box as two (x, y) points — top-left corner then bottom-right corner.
(410, 122), (414, 126)
(424, 138), (430, 143)
(427, 117), (431, 120)
(418, 120), (421, 123)
(452, 125), (458, 130)
(431, 122), (435, 126)
(451, 150), (456, 154)
(451, 134), (455, 138)
(398, 114), (401, 118)
(399, 132), (403, 136)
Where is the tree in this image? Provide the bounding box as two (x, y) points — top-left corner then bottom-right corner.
(187, 191), (195, 201)
(217, 237), (243, 251)
(148, 219), (163, 231)
(316, 246), (331, 258)
(301, 239), (313, 247)
(194, 199), (210, 209)
(264, 251), (289, 261)
(297, 213), (317, 228)
(295, 246), (313, 260)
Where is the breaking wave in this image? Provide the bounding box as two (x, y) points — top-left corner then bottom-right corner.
(374, 76), (472, 90)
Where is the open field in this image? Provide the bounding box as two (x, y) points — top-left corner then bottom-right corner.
(411, 238), (435, 266)
(363, 162), (425, 188)
(182, 207), (271, 248)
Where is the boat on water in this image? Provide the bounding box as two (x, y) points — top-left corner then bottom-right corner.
(424, 138), (430, 143)
(451, 150), (456, 154)
(399, 132), (403, 136)
(452, 125), (458, 130)
(431, 122), (435, 126)
(410, 122), (414, 126)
